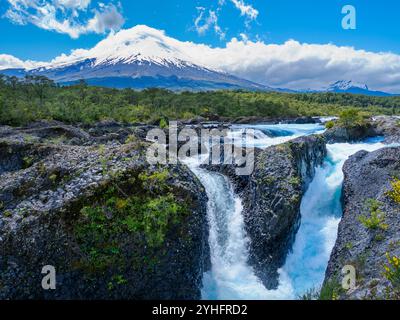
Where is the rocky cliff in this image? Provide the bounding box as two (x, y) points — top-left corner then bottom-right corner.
(203, 135), (327, 289)
(323, 123), (377, 143)
(324, 116), (400, 143)
(242, 135), (327, 289)
(325, 147), (400, 299)
(0, 123), (210, 299)
(374, 116), (400, 144)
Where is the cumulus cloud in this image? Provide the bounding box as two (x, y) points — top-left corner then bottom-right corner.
(3, 0), (125, 38)
(188, 38), (400, 93)
(0, 54), (43, 69)
(2, 25), (400, 93)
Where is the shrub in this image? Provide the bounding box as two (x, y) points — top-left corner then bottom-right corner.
(358, 199), (388, 231)
(124, 134), (138, 144)
(338, 109), (369, 128)
(325, 120), (335, 129)
(159, 118), (168, 129)
(383, 253), (400, 299)
(73, 169), (188, 273)
(3, 210), (12, 218)
(387, 178), (400, 204)
(289, 176), (301, 187)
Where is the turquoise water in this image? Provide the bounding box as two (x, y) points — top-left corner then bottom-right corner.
(282, 140), (388, 298)
(187, 124), (390, 300)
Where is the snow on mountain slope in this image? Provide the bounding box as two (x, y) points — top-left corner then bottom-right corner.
(328, 80), (369, 91)
(326, 80), (392, 96)
(6, 25), (269, 91)
(1, 25), (395, 94)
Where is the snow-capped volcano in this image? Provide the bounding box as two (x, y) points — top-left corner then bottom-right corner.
(328, 80), (369, 92)
(41, 25), (197, 70)
(2, 25), (269, 91)
(326, 80), (391, 96)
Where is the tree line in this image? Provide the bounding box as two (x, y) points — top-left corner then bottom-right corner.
(0, 75), (399, 126)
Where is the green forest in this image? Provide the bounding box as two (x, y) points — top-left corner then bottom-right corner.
(1, 74), (399, 126)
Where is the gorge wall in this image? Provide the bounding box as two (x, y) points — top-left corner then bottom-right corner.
(204, 135), (327, 289)
(0, 123), (210, 299)
(325, 147), (400, 299)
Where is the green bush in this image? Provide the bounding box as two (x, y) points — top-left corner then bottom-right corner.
(387, 178), (400, 204)
(74, 169), (188, 273)
(383, 253), (400, 299)
(159, 118), (168, 129)
(338, 109), (369, 128)
(358, 199), (388, 231)
(325, 120), (335, 129)
(319, 279), (343, 300)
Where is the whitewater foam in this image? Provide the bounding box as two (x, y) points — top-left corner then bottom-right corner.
(186, 124), (392, 300)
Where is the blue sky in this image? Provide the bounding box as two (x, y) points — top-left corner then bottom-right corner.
(1, 0), (400, 62)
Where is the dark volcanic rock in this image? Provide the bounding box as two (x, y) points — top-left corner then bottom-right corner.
(323, 123), (377, 143)
(0, 126), (210, 300)
(325, 147), (400, 299)
(242, 135), (327, 289)
(374, 116), (400, 143)
(324, 116), (400, 144)
(0, 120), (158, 146)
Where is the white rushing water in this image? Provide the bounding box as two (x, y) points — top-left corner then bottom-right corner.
(190, 166), (293, 300)
(282, 137), (389, 298)
(186, 123), (390, 300)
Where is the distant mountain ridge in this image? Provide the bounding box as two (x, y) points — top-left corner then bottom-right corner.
(324, 80), (393, 96)
(0, 25), (396, 95)
(0, 26), (271, 91)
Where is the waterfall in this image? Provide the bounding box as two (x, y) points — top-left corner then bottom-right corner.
(189, 166), (293, 300)
(186, 122), (391, 300)
(282, 137), (391, 298)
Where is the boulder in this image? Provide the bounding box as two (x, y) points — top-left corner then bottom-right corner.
(374, 116), (400, 143)
(323, 123), (377, 143)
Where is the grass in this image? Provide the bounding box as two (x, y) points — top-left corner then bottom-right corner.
(319, 279), (343, 300)
(299, 279), (343, 300)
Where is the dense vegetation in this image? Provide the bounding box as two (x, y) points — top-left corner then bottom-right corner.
(1, 74), (399, 126)
(74, 168), (188, 274)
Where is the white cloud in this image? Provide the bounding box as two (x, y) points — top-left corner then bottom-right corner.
(190, 38), (400, 93)
(86, 4), (125, 34)
(2, 25), (400, 93)
(229, 0), (258, 21)
(4, 0), (125, 38)
(193, 0), (258, 38)
(53, 0), (91, 10)
(0, 54), (43, 69)
(194, 7), (225, 39)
